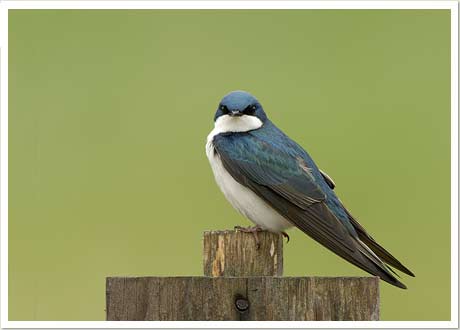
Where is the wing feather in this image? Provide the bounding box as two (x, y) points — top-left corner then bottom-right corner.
(213, 131), (408, 288)
(342, 205), (415, 277)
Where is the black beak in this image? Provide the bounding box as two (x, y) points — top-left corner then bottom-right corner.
(229, 110), (243, 117)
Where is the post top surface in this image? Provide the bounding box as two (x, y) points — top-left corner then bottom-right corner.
(203, 229), (281, 235)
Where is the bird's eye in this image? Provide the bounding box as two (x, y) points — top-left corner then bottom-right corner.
(243, 104), (257, 115)
(220, 105), (229, 114)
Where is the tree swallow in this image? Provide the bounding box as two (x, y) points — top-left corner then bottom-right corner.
(206, 90), (415, 289)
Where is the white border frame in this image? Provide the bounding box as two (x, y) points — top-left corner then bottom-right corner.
(0, 1), (457, 328)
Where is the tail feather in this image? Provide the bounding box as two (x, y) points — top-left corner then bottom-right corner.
(356, 232), (415, 277)
(343, 207), (415, 277)
(354, 238), (407, 289)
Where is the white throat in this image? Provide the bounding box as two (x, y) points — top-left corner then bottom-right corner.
(207, 114), (263, 143)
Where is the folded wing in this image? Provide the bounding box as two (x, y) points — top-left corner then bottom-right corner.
(213, 132), (409, 288)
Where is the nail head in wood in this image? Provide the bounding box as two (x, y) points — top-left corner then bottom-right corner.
(235, 297), (249, 312)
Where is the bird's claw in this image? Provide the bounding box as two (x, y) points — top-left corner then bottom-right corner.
(281, 231), (290, 243)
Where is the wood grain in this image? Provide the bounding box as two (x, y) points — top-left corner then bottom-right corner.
(203, 230), (283, 277)
(106, 276), (379, 321)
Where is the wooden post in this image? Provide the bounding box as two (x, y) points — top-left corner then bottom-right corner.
(106, 230), (380, 321)
(203, 230), (283, 277)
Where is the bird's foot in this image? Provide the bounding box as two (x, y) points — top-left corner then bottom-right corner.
(281, 231), (290, 243)
(234, 225), (264, 249)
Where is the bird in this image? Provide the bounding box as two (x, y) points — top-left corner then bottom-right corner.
(205, 90), (415, 289)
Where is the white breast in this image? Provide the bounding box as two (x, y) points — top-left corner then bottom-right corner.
(205, 115), (292, 232)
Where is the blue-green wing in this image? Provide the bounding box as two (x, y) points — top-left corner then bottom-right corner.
(215, 135), (326, 210)
(213, 131), (357, 253)
(212, 127), (407, 289)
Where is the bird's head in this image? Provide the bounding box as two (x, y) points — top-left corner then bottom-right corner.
(213, 91), (268, 133)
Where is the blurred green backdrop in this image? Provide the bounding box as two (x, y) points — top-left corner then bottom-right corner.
(9, 10), (451, 321)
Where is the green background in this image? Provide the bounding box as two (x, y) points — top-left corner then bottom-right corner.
(9, 10), (451, 321)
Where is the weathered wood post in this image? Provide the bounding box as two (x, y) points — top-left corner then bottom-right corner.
(106, 230), (380, 321)
(203, 230), (283, 277)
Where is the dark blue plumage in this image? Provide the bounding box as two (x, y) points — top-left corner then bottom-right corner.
(214, 120), (357, 234)
(207, 90), (414, 289)
(214, 91), (267, 122)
